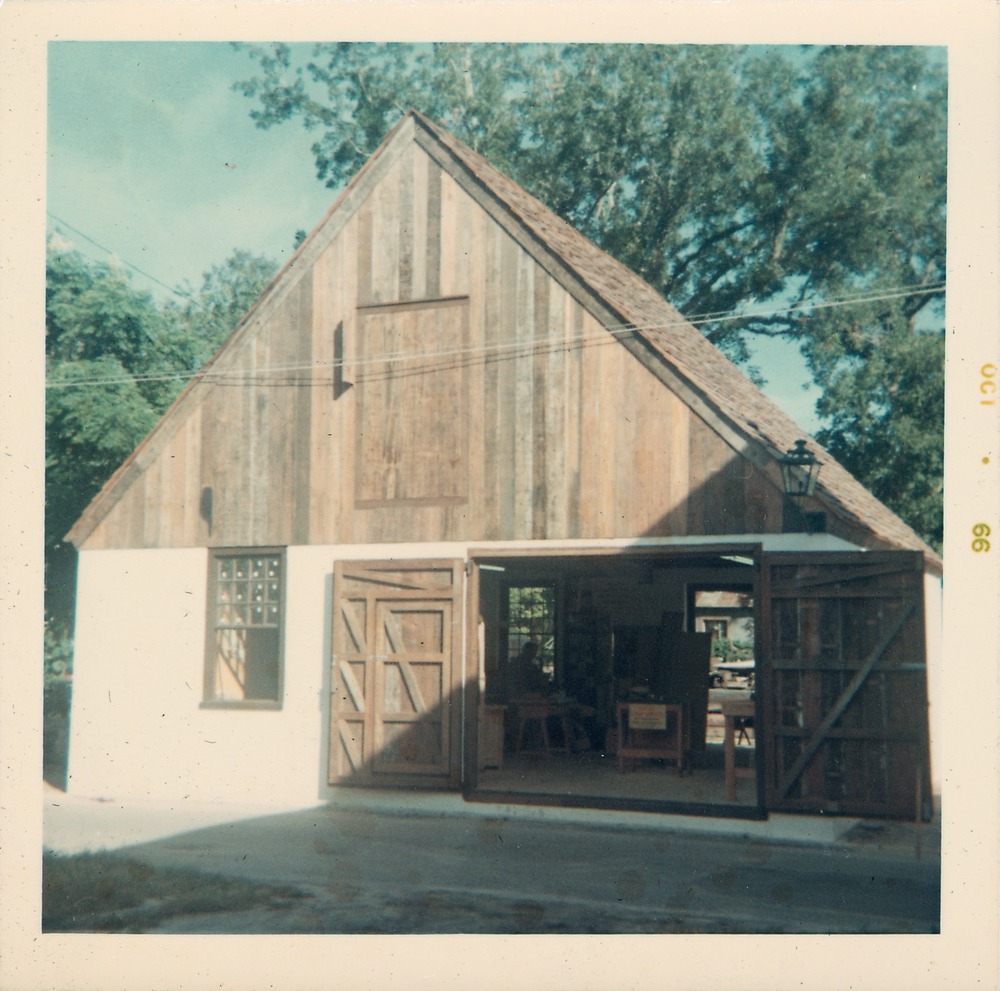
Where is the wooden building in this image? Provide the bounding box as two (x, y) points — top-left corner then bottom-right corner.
(65, 112), (941, 820)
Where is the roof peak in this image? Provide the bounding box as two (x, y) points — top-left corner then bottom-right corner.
(66, 109), (939, 565)
(397, 112), (937, 564)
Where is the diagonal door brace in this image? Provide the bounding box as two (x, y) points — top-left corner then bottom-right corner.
(777, 597), (918, 801)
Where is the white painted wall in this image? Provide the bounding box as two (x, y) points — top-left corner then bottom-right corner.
(69, 548), (334, 806)
(69, 548), (207, 801)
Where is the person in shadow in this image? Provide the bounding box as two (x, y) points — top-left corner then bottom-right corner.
(509, 640), (550, 699)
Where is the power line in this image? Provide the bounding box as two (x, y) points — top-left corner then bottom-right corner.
(46, 213), (195, 301)
(44, 214), (944, 390)
(679, 282), (945, 332)
(46, 279), (944, 391)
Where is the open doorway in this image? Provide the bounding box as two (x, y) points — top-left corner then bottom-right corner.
(472, 549), (763, 816)
(687, 584), (757, 802)
(689, 586), (756, 691)
(503, 583), (558, 696)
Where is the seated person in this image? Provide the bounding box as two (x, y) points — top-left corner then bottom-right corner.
(509, 640), (550, 698)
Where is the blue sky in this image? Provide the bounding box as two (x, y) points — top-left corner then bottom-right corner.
(47, 43), (334, 293)
(47, 40), (823, 432)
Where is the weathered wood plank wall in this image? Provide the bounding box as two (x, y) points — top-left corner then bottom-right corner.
(84, 138), (816, 552)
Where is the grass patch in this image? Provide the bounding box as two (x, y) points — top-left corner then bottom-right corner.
(43, 850), (307, 932)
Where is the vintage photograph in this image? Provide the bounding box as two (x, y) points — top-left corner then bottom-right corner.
(1, 0), (994, 982)
(39, 38), (948, 940)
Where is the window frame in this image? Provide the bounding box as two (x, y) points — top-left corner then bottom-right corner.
(502, 580), (560, 689)
(201, 546), (287, 710)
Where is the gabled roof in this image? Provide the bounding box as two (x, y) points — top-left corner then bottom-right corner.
(405, 111), (940, 568)
(67, 110), (940, 569)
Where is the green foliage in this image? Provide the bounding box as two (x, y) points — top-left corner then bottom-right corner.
(45, 249), (168, 632)
(813, 310), (945, 549)
(46, 248), (161, 373)
(234, 42), (945, 548)
(44, 624), (74, 685)
(44, 244), (278, 656)
(164, 249), (280, 365)
(709, 638), (755, 663)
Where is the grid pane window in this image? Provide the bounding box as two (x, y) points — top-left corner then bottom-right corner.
(505, 584), (557, 696)
(206, 552), (283, 704)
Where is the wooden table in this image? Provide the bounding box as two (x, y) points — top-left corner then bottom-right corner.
(616, 702), (687, 776)
(722, 697), (756, 801)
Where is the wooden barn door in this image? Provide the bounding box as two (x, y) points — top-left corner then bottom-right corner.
(329, 560), (464, 789)
(758, 552), (932, 819)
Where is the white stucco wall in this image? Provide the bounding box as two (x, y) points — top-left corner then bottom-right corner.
(68, 547), (334, 806)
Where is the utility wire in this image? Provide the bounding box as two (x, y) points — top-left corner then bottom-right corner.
(46, 279), (945, 391)
(45, 210), (943, 361)
(46, 213), (195, 301)
(678, 282), (945, 332)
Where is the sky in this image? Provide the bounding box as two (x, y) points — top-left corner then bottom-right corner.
(46, 41), (824, 431)
(47, 43), (334, 293)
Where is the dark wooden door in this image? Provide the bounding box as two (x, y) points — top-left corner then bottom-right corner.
(329, 560), (464, 788)
(758, 551), (932, 819)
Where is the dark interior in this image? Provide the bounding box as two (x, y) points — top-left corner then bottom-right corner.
(473, 550), (759, 814)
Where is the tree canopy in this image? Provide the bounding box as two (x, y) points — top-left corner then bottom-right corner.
(234, 42), (946, 549)
(44, 243), (277, 660)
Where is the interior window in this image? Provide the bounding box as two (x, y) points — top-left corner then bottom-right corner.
(505, 584), (557, 697)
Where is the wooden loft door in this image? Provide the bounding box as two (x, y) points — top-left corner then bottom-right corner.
(757, 551), (932, 819)
(329, 560), (464, 789)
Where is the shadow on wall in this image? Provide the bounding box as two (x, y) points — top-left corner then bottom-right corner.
(634, 441), (831, 545)
(325, 672), (470, 794)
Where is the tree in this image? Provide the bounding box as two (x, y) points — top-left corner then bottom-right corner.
(45, 246), (168, 643)
(44, 243), (278, 673)
(233, 42), (946, 549)
(164, 249), (281, 363)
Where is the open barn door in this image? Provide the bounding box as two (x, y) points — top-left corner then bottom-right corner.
(758, 551), (932, 819)
(329, 560), (464, 789)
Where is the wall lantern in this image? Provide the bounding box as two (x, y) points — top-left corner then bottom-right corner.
(779, 439), (821, 499)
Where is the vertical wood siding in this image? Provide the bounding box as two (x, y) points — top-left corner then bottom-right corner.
(84, 141), (797, 551)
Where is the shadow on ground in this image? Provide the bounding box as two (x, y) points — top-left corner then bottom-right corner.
(43, 790), (941, 935)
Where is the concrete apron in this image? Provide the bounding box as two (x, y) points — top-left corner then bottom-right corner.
(43, 783), (940, 861)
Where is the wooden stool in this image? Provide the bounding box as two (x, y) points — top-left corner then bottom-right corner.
(515, 702), (571, 758)
(736, 716), (754, 745)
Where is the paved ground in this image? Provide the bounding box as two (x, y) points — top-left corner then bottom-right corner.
(43, 785), (940, 934)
